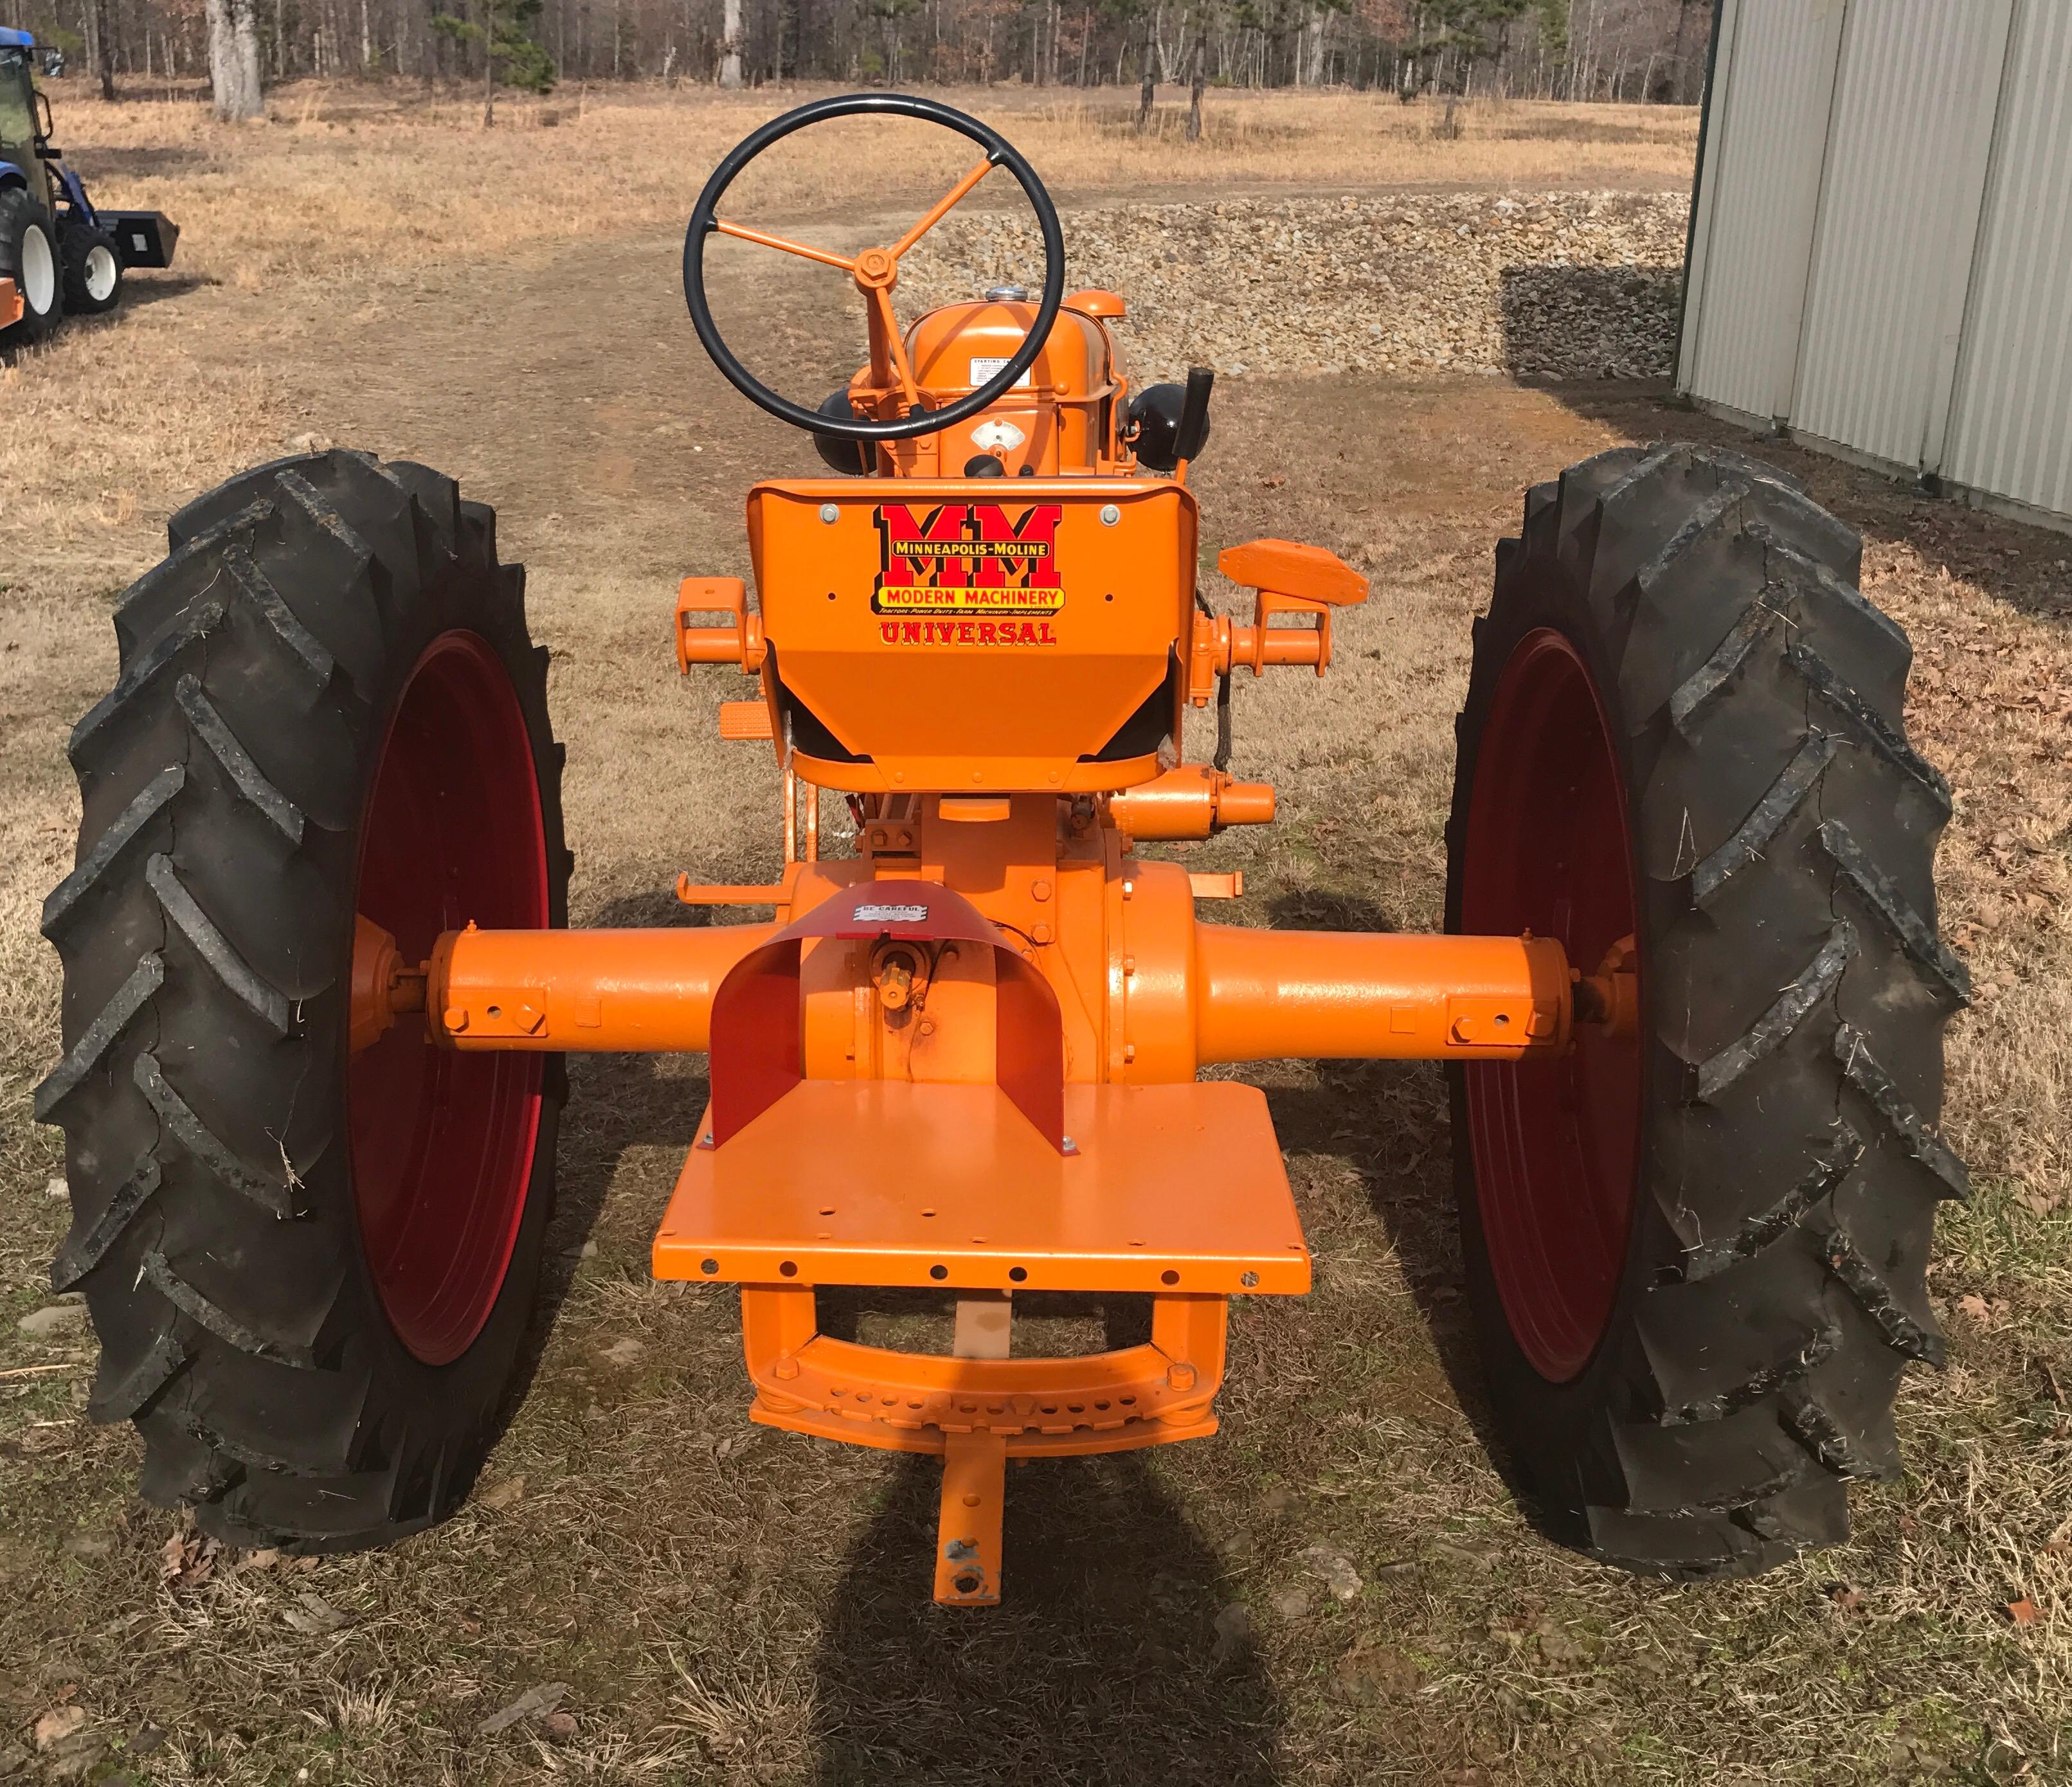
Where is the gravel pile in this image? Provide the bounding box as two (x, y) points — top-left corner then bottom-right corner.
(901, 192), (1688, 382)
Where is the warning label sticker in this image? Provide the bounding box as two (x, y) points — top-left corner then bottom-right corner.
(853, 903), (929, 924)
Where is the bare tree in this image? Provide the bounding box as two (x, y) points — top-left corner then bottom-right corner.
(204, 0), (264, 119)
(718, 0), (742, 84)
(91, 0), (118, 98)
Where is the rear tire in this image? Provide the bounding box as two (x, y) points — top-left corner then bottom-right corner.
(1446, 442), (1966, 1578)
(39, 450), (570, 1550)
(60, 224), (123, 316)
(0, 188), (63, 339)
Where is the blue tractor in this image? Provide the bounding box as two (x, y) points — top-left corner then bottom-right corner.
(0, 27), (177, 341)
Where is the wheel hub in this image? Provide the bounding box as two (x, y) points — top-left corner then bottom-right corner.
(86, 243), (118, 302)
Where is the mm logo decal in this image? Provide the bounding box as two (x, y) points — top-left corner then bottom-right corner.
(872, 503), (1064, 615)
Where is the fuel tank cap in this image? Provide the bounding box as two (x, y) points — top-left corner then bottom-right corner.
(984, 284), (1029, 302)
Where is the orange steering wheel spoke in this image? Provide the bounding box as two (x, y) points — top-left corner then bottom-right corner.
(890, 153), (997, 261)
(712, 218), (856, 274)
(870, 286), (921, 410)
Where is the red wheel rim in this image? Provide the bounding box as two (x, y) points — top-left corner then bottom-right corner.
(1460, 629), (1642, 1383)
(350, 632), (548, 1366)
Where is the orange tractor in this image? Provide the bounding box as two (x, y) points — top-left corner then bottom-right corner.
(41, 97), (1966, 1602)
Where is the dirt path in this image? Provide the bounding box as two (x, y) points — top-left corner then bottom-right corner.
(5, 195), (2069, 1785)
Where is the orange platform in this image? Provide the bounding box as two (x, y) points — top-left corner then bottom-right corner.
(651, 1079), (1311, 1297)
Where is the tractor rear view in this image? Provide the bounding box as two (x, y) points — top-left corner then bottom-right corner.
(0, 28), (178, 342)
(39, 96), (1965, 1603)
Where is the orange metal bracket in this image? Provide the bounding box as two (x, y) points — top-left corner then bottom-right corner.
(1189, 539), (1371, 696)
(726, 1281), (1232, 1603)
(704, 879), (1065, 1149)
(1219, 539), (1369, 607)
(1110, 764), (1274, 839)
(653, 1080), (1309, 1294)
(937, 1431), (1007, 1604)
(677, 577), (764, 673)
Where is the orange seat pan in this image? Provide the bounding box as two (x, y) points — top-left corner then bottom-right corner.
(652, 1080), (1311, 1297)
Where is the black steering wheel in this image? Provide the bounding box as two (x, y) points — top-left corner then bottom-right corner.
(683, 93), (1067, 444)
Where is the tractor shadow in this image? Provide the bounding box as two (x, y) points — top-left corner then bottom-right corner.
(1250, 888), (1554, 1538)
(809, 1450), (1284, 1786)
(0, 275), (209, 365)
(113, 272), (210, 317)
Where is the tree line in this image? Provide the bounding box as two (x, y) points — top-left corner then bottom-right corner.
(7, 0), (1711, 120)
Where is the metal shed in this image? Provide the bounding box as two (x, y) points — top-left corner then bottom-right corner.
(1676, 0), (2072, 532)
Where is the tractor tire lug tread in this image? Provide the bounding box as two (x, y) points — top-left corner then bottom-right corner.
(1448, 439), (1962, 1579)
(68, 597), (227, 769)
(224, 545), (338, 688)
(89, 1323), (195, 1426)
(1819, 1221), (1945, 1365)
(1689, 733), (1835, 908)
(41, 449), (567, 1553)
(1687, 922), (1853, 1103)
(33, 952), (165, 1121)
(1784, 639), (1952, 816)
(1682, 1128), (1862, 1280)
(1817, 820), (1970, 1005)
(146, 853), (298, 1034)
(132, 1050), (299, 1216)
(50, 1158), (163, 1292)
(175, 674), (308, 845)
(140, 1250), (320, 1369)
(1666, 595), (1776, 730)
(1832, 1023), (1970, 1200)
(42, 766), (186, 938)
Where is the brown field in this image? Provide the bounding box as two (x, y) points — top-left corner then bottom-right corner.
(4, 79), (2069, 1786)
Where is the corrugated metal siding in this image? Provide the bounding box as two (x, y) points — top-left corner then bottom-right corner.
(1944, 0), (2072, 517)
(1679, 0), (1845, 420)
(1790, 0), (2013, 471)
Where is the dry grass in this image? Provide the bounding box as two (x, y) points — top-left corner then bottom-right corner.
(3, 81), (2068, 1787)
(41, 76), (1696, 291)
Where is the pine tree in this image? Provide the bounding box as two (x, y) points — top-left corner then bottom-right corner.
(435, 0), (554, 124)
